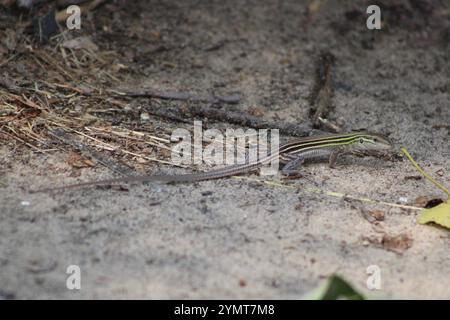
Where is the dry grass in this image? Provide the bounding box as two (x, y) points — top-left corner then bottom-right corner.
(0, 25), (177, 175)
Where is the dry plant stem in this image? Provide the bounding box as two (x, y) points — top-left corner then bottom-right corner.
(234, 176), (423, 211)
(0, 128), (46, 153)
(50, 128), (136, 176)
(188, 104), (315, 137)
(401, 147), (450, 197)
(45, 122), (186, 168)
(0, 53), (20, 68)
(142, 108), (192, 124)
(143, 103), (315, 137)
(113, 89), (241, 104)
(112, 89), (314, 136)
(432, 124), (450, 129)
(85, 127), (172, 152)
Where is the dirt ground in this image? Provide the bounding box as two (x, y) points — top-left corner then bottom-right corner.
(0, 0), (449, 299)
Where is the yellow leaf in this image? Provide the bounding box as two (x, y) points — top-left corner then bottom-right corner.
(418, 200), (450, 229)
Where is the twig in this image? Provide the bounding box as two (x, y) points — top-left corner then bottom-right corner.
(35, 50), (75, 81)
(432, 124), (450, 129)
(143, 108), (192, 124)
(234, 176), (423, 211)
(49, 128), (136, 176)
(46, 121), (187, 168)
(0, 127), (48, 153)
(182, 104), (314, 137)
(0, 53), (20, 68)
(85, 126), (172, 152)
(111, 89), (241, 104)
(146, 105), (311, 137)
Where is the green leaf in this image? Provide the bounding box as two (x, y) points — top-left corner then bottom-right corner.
(303, 274), (366, 300)
(418, 200), (450, 229)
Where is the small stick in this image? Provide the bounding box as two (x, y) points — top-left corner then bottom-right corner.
(0, 128), (47, 153)
(111, 89), (241, 104)
(144, 103), (315, 138)
(234, 176), (423, 211)
(49, 128), (135, 176)
(432, 124), (450, 129)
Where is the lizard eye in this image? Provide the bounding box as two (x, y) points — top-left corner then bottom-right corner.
(359, 138), (364, 143)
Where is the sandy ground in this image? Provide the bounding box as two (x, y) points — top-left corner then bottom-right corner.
(0, 0), (449, 299)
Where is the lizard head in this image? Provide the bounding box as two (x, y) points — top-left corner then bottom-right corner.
(350, 132), (394, 157)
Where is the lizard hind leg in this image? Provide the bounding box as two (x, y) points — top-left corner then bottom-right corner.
(281, 155), (305, 179)
(281, 155), (319, 186)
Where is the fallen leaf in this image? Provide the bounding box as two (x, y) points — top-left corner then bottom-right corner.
(424, 198), (444, 208)
(414, 196), (443, 208)
(369, 210), (385, 221)
(415, 196), (430, 207)
(303, 274), (365, 300)
(247, 106), (265, 117)
(382, 233), (413, 254)
(418, 200), (450, 229)
(67, 153), (94, 168)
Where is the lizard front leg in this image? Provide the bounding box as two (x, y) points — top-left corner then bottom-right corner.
(328, 149), (345, 168)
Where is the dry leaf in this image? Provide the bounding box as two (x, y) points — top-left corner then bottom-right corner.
(247, 106), (265, 117)
(414, 196), (443, 208)
(67, 153), (94, 168)
(369, 210), (385, 221)
(418, 200), (450, 229)
(382, 233), (413, 254)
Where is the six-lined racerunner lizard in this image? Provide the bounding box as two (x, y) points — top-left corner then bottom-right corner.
(34, 131), (394, 192)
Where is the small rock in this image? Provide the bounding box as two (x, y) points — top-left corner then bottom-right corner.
(140, 112), (150, 122)
(20, 200), (30, 206)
